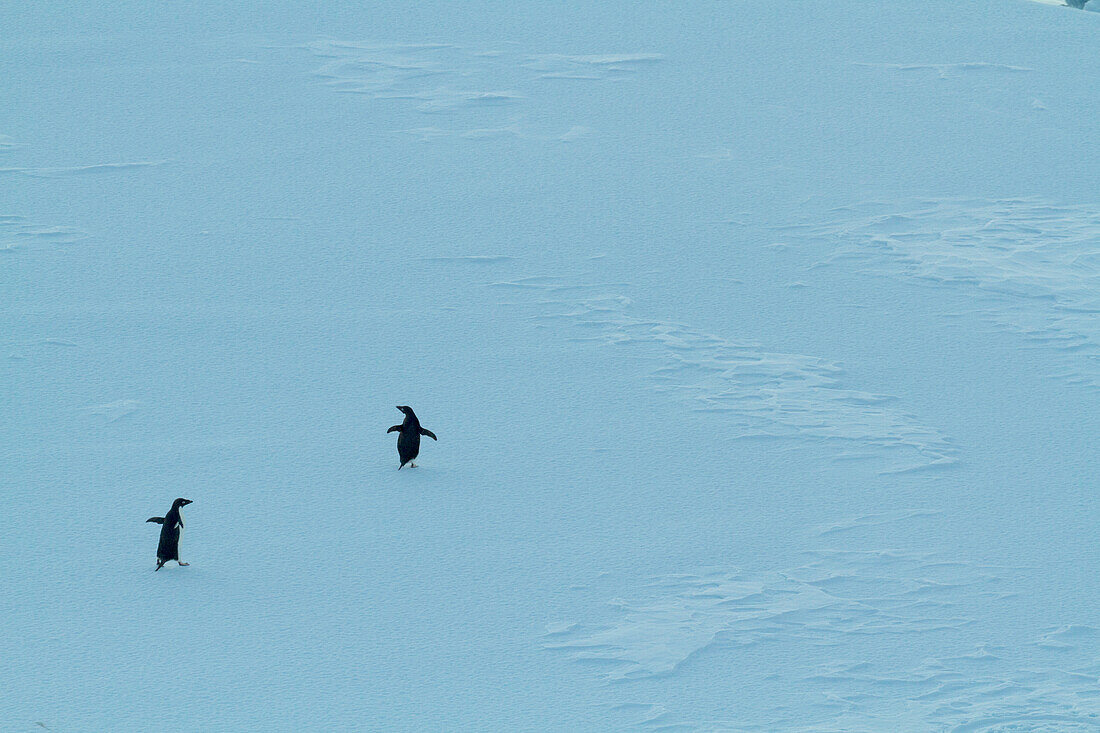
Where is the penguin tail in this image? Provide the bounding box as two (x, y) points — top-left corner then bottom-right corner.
(155, 560), (165, 572)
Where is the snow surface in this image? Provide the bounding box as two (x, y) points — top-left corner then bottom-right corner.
(3, 1), (1100, 730)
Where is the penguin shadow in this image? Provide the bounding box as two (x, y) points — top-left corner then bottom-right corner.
(140, 562), (208, 579)
(371, 459), (442, 485)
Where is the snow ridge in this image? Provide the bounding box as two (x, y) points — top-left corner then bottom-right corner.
(0, 161), (167, 178)
(303, 40), (658, 138)
(796, 198), (1100, 389)
(798, 643), (1100, 733)
(494, 275), (956, 472)
(545, 551), (1000, 682)
(0, 215), (85, 253)
(552, 555), (1100, 731)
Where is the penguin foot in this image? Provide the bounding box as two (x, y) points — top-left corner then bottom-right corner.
(410, 462), (417, 468)
(178, 562), (189, 567)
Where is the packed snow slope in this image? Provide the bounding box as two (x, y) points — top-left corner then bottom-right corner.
(3, 1), (1099, 730)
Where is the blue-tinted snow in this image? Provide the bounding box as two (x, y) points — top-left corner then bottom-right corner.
(3, 1), (1099, 730)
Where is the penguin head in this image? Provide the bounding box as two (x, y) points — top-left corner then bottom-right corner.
(173, 498), (193, 508)
(396, 405), (413, 416)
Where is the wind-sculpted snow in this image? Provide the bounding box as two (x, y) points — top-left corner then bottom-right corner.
(305, 42), (458, 96)
(550, 557), (1100, 731)
(523, 53), (663, 79)
(814, 509), (942, 537)
(546, 551), (999, 682)
(0, 160), (167, 178)
(8, 1), (1100, 729)
(852, 62), (1032, 79)
(81, 399), (144, 423)
(797, 199), (1100, 389)
(796, 644), (1100, 732)
(493, 276), (955, 472)
(303, 40), (658, 137)
(0, 214), (85, 252)
(6, 336), (80, 362)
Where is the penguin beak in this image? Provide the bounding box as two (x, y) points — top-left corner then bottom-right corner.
(182, 499), (193, 505)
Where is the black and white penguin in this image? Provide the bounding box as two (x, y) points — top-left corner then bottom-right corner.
(146, 498), (193, 571)
(387, 405), (437, 469)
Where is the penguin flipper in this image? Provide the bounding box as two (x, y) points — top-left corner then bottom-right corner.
(419, 428), (437, 441)
(387, 425), (402, 433)
(146, 517), (165, 524)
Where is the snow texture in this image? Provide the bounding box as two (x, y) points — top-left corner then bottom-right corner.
(3, 0), (1100, 731)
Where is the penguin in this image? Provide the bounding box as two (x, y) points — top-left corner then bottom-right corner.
(387, 405), (436, 469)
(146, 497), (193, 571)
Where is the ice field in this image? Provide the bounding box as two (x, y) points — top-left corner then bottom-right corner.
(3, 1), (1100, 730)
